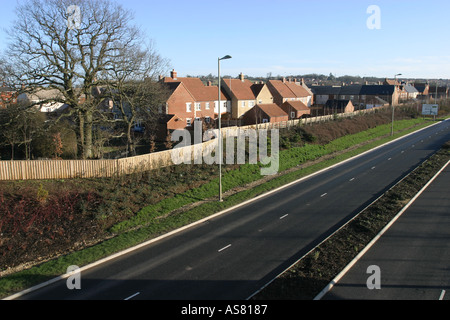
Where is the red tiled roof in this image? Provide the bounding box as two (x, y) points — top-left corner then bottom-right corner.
(269, 80), (311, 98)
(282, 100), (309, 111)
(222, 78), (256, 100)
(257, 103), (288, 118)
(163, 76), (227, 101)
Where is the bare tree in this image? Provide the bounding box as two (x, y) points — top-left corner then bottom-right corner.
(101, 42), (170, 156)
(6, 0), (168, 159)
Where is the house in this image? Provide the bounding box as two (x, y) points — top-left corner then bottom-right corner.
(267, 78), (313, 108)
(324, 99), (354, 114)
(337, 85), (363, 108)
(428, 85), (449, 100)
(360, 85), (399, 106)
(160, 70), (229, 130)
(403, 84), (419, 101)
(242, 103), (288, 125)
(221, 73), (274, 119)
(310, 86), (341, 105)
(413, 82), (429, 97)
(311, 84), (399, 109)
(280, 100), (311, 119)
(16, 88), (68, 113)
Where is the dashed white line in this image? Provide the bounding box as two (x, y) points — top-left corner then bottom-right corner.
(388, 158), (392, 161)
(371, 166), (376, 170)
(280, 214), (289, 220)
(349, 178), (355, 182)
(218, 244), (232, 252)
(439, 290), (446, 301)
(320, 193), (328, 198)
(124, 292), (140, 300)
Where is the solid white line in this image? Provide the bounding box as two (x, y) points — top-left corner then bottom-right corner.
(314, 160), (450, 300)
(124, 292), (140, 300)
(280, 214), (289, 220)
(6, 120), (442, 301)
(439, 290), (446, 300)
(218, 244), (232, 252)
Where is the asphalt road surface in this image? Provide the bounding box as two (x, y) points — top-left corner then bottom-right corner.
(11, 119), (450, 300)
(322, 160), (450, 300)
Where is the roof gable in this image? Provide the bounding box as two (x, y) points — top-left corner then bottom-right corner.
(257, 103), (288, 118)
(222, 78), (256, 100)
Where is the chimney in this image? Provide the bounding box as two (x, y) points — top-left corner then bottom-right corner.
(207, 81), (212, 86)
(171, 69), (177, 80)
(159, 75), (164, 81)
(239, 72), (245, 82)
(282, 77), (286, 83)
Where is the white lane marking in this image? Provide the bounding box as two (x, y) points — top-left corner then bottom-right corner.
(124, 292), (140, 300)
(280, 214), (289, 220)
(218, 244), (232, 252)
(388, 158), (392, 161)
(371, 166), (376, 170)
(320, 193), (328, 198)
(401, 150), (405, 153)
(439, 290), (446, 301)
(349, 178), (355, 182)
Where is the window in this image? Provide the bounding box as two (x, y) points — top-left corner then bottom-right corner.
(186, 103), (192, 112)
(291, 112), (296, 119)
(262, 118), (269, 123)
(195, 103), (201, 111)
(206, 102), (210, 110)
(249, 101), (255, 108)
(195, 117), (201, 122)
(205, 116), (211, 123)
(186, 118), (192, 126)
(241, 101), (246, 108)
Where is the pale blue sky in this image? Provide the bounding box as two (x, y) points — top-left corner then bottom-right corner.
(1, 0), (450, 79)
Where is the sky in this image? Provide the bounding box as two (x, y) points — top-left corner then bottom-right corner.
(1, 0), (450, 80)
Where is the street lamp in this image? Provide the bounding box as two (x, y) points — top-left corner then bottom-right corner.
(218, 55), (232, 202)
(391, 73), (402, 136)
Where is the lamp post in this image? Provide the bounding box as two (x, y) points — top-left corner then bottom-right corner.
(218, 55), (232, 202)
(391, 73), (402, 136)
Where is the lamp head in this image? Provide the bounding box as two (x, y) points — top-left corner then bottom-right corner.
(219, 55), (232, 60)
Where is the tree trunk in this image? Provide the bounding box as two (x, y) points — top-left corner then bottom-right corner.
(84, 112), (93, 159)
(78, 110), (85, 158)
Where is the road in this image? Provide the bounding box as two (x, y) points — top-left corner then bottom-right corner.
(322, 160), (450, 300)
(11, 119), (450, 300)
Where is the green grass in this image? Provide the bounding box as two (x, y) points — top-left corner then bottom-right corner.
(0, 117), (436, 298)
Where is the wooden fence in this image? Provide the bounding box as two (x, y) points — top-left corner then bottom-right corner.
(0, 106), (386, 181)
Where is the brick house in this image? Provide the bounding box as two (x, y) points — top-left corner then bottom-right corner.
(221, 73), (274, 120)
(324, 99), (354, 114)
(267, 78), (313, 108)
(160, 70), (229, 130)
(280, 100), (311, 119)
(242, 103), (288, 125)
